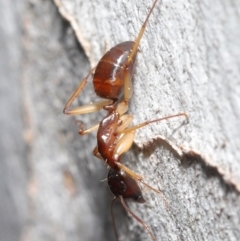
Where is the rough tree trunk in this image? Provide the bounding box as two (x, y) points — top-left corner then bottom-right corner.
(1, 0), (240, 241)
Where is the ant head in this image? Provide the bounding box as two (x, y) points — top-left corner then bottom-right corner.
(107, 168), (145, 203)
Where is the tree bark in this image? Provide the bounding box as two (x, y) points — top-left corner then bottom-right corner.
(0, 1), (28, 241)
(1, 0), (240, 241)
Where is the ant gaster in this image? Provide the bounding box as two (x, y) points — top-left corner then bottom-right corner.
(63, 0), (188, 240)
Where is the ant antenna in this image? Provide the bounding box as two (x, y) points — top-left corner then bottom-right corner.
(120, 196), (157, 241)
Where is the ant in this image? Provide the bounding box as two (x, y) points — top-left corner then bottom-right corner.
(63, 0), (188, 240)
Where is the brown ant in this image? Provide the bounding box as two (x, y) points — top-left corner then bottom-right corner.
(63, 0), (188, 240)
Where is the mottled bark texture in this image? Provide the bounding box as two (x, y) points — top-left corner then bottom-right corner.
(1, 0), (240, 241)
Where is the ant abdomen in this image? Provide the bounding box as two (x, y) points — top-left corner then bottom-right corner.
(108, 168), (145, 203)
(93, 41), (136, 100)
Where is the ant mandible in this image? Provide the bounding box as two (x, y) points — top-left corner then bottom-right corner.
(63, 0), (188, 240)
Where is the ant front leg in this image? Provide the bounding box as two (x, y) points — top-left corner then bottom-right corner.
(77, 121), (99, 135)
(63, 67), (113, 116)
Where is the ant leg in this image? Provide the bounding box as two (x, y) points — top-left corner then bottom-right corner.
(113, 113), (176, 203)
(113, 128), (161, 195)
(113, 127), (162, 194)
(116, 162), (161, 195)
(63, 68), (93, 113)
(93, 146), (103, 160)
(117, 114), (133, 133)
(123, 69), (133, 103)
(119, 112), (189, 134)
(116, 100), (131, 116)
(116, 163), (168, 206)
(113, 133), (168, 203)
(63, 67), (113, 115)
(114, 130), (136, 160)
(78, 122), (99, 135)
(113, 113), (187, 168)
(112, 114), (135, 159)
(64, 99), (113, 116)
(122, 0), (159, 103)
(126, 0), (159, 66)
(113, 113), (188, 161)
(120, 196), (157, 241)
(93, 146), (109, 167)
(113, 113), (188, 156)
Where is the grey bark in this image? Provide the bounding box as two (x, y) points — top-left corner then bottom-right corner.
(1, 0), (240, 241)
(0, 1), (28, 241)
